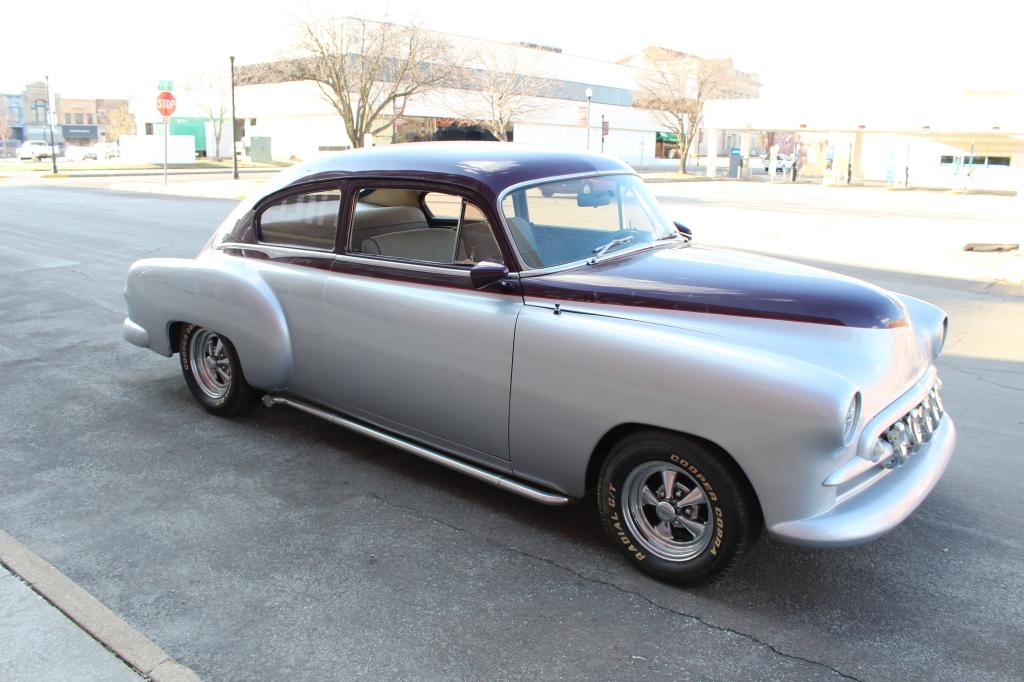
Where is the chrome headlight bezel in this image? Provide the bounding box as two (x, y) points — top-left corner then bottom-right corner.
(843, 392), (861, 445)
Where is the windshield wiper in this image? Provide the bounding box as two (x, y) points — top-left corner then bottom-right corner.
(589, 236), (634, 264)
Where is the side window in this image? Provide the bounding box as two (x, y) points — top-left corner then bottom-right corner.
(351, 187), (503, 265)
(423, 192), (461, 220)
(258, 189), (341, 250)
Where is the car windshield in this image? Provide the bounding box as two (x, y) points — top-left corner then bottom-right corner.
(501, 174), (678, 269)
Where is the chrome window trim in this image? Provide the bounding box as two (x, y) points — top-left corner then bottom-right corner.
(215, 242), (333, 260)
(494, 170), (684, 276)
(333, 252), (473, 277)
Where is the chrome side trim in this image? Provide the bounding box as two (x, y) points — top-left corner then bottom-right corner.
(262, 395), (572, 506)
(215, 242), (332, 260)
(332, 253), (473, 276)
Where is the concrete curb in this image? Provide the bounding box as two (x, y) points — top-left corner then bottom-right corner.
(0, 529), (201, 681)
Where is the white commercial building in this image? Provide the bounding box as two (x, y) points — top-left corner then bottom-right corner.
(231, 27), (754, 167)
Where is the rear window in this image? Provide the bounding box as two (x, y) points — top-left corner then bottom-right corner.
(258, 188), (341, 250)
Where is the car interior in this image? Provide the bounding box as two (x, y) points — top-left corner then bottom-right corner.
(350, 188), (504, 265)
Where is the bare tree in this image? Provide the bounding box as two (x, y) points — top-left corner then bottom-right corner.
(294, 16), (453, 148)
(635, 57), (730, 173)
(104, 105), (136, 141)
(0, 98), (11, 156)
(447, 47), (547, 142)
(185, 71), (229, 161)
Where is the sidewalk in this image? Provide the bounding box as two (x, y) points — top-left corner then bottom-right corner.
(0, 530), (200, 682)
(0, 564), (141, 681)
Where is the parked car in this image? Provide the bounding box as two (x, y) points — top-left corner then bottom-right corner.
(762, 153), (793, 173)
(122, 143), (955, 585)
(88, 142), (119, 160)
(18, 140), (53, 160)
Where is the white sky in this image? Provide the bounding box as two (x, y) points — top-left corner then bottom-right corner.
(2, 0), (1021, 104)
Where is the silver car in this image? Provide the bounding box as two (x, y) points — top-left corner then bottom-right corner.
(123, 143), (955, 585)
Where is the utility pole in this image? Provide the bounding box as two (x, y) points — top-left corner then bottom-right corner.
(585, 87), (593, 151)
(230, 55), (239, 180)
(44, 75), (57, 174)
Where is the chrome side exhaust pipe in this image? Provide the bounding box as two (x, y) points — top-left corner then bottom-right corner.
(263, 395), (571, 506)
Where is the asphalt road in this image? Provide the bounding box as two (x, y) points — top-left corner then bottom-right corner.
(0, 186), (1021, 682)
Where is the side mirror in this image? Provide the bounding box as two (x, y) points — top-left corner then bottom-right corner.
(470, 260), (509, 289)
(674, 221), (692, 238)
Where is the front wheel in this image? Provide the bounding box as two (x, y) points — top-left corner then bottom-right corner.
(597, 431), (761, 586)
(179, 324), (258, 416)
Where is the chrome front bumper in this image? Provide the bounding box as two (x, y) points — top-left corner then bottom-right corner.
(770, 415), (956, 548)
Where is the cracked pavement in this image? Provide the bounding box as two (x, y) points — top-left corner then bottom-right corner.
(0, 186), (1021, 681)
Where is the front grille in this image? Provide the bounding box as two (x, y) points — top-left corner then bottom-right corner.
(877, 382), (944, 468)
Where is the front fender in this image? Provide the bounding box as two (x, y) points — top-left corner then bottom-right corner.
(123, 256), (293, 391)
(509, 305), (860, 528)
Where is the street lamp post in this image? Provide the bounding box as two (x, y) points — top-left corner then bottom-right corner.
(44, 75), (57, 174)
(230, 56), (239, 180)
(585, 87), (593, 151)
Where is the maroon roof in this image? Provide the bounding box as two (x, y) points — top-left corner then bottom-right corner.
(283, 142), (633, 199)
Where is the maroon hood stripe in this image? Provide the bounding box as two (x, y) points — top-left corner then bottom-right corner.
(522, 244), (906, 329)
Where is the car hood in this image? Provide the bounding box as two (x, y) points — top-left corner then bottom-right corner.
(521, 243), (906, 329)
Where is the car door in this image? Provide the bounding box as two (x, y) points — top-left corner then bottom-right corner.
(317, 181), (521, 466)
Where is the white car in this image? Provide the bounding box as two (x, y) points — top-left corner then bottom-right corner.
(88, 143), (120, 160)
(18, 140), (54, 161)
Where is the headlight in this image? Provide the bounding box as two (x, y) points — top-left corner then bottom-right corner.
(936, 317), (949, 357)
(843, 392), (861, 443)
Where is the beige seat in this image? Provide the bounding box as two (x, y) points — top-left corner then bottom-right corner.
(456, 221), (504, 263)
(361, 228), (458, 263)
(351, 204), (430, 246)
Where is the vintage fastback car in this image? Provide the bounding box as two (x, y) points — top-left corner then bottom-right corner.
(123, 143), (955, 585)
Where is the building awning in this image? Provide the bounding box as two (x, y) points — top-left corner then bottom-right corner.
(656, 131), (678, 143)
(61, 125), (98, 139)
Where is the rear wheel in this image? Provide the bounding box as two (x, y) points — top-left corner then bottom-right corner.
(179, 324), (258, 416)
(597, 430), (761, 586)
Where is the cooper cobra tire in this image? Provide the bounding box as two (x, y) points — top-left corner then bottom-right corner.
(597, 430), (762, 586)
(179, 324), (259, 416)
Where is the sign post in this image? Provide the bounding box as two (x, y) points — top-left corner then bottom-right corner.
(155, 91), (177, 186)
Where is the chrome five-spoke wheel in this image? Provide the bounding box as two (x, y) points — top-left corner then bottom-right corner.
(598, 431), (761, 586)
(188, 329), (232, 399)
(179, 324), (259, 415)
(622, 462), (713, 561)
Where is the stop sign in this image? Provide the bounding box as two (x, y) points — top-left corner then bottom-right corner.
(156, 91), (176, 117)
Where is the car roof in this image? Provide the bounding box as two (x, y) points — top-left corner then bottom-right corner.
(275, 142), (635, 199)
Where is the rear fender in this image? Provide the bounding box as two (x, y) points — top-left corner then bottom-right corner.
(124, 257), (292, 390)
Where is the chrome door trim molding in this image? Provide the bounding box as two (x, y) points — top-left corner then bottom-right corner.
(332, 253), (473, 276)
(215, 242), (333, 260)
(262, 395), (571, 506)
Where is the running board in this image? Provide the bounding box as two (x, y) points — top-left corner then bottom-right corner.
(262, 395), (572, 506)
